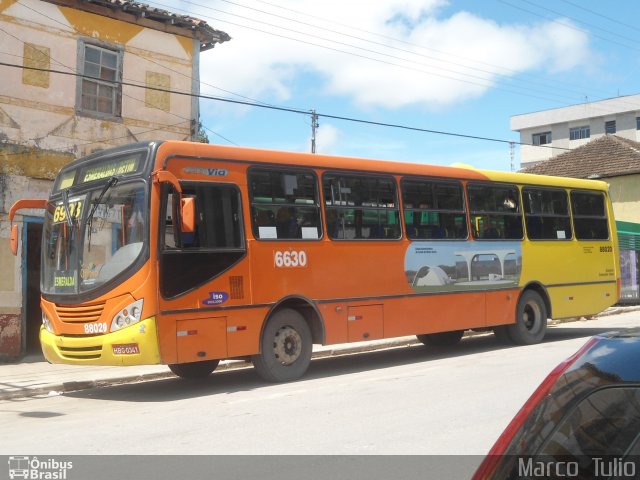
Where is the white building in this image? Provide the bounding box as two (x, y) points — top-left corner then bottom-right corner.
(511, 94), (640, 168)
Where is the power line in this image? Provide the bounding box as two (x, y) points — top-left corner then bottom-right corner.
(147, 0), (592, 106)
(0, 24), (196, 144)
(0, 60), (573, 152)
(558, 0), (640, 34)
(498, 0), (640, 53)
(14, 0), (268, 110)
(237, 0), (631, 105)
(518, 0), (640, 46)
(0, 120), (191, 157)
(7, 2), (239, 145)
(150, 0), (640, 116)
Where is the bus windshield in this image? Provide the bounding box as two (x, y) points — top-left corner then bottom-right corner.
(42, 180), (147, 296)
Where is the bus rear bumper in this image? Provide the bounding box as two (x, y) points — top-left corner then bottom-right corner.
(40, 317), (161, 366)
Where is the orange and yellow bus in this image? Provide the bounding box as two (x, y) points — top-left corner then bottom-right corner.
(9, 141), (620, 382)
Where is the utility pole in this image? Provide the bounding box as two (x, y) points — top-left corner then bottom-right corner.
(310, 109), (319, 154)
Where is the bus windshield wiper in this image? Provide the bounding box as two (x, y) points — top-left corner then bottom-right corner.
(85, 176), (119, 251)
(61, 188), (75, 228)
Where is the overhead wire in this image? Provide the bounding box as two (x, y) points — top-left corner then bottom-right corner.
(557, 0), (640, 34)
(517, 0), (640, 46)
(17, 0), (270, 109)
(6, 1), (637, 156)
(0, 60), (574, 152)
(8, 2), (239, 145)
(147, 0), (594, 107)
(151, 0), (640, 117)
(242, 0), (632, 106)
(498, 0), (640, 53)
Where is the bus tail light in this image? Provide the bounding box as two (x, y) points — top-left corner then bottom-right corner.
(617, 278), (622, 301)
(110, 299), (144, 332)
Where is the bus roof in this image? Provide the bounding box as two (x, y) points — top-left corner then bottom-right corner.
(152, 140), (609, 192)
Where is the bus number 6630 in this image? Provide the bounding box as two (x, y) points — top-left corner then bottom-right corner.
(274, 250), (307, 268)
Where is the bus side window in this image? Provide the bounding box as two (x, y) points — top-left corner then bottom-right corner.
(164, 190), (202, 248)
(468, 184), (523, 240)
(248, 168), (322, 240)
(571, 191), (608, 240)
(523, 188), (572, 241)
(401, 178), (467, 240)
(164, 192), (179, 249)
(322, 173), (401, 241)
(160, 183), (245, 298)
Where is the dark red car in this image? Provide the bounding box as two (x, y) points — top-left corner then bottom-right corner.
(474, 329), (640, 479)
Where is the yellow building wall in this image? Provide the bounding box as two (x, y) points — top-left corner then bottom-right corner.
(608, 174), (640, 224)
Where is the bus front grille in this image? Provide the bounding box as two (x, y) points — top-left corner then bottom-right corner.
(58, 344), (102, 360)
(55, 303), (105, 323)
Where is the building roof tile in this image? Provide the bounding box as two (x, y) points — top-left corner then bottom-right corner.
(47, 0), (230, 50)
(521, 135), (640, 179)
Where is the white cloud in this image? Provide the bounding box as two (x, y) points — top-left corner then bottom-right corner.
(188, 1), (591, 110)
(314, 123), (341, 154)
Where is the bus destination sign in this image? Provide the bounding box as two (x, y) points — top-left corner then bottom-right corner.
(82, 157), (138, 182)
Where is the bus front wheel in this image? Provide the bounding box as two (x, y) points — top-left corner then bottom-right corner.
(168, 359), (220, 379)
(416, 330), (464, 347)
(252, 308), (312, 383)
(507, 290), (547, 345)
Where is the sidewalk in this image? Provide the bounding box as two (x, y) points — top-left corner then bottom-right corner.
(0, 336), (419, 401)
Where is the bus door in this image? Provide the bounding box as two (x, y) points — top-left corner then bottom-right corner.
(157, 180), (250, 364)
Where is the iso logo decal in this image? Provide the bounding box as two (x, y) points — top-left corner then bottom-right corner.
(8, 456), (73, 479)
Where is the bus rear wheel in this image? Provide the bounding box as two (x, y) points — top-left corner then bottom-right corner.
(416, 330), (464, 347)
(168, 359), (220, 379)
(507, 290), (547, 345)
(251, 308), (312, 383)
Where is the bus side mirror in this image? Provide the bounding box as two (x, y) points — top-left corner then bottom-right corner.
(180, 197), (196, 233)
(10, 224), (18, 256)
(8, 198), (47, 256)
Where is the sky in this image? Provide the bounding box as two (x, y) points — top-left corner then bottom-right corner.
(150, 0), (640, 171)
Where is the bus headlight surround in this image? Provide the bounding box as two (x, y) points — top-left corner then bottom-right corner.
(42, 312), (53, 333)
(110, 299), (144, 332)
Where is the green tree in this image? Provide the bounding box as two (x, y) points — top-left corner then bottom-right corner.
(195, 119), (209, 144)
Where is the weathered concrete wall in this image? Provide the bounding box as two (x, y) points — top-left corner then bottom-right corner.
(0, 174), (52, 360)
(0, 313), (21, 359)
(0, 216), (23, 360)
(0, 0), (195, 160)
(0, 0), (205, 360)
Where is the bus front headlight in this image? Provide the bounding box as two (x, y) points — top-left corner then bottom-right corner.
(110, 299), (144, 332)
(42, 312), (53, 333)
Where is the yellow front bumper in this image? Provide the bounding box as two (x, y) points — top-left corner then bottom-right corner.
(41, 317), (161, 366)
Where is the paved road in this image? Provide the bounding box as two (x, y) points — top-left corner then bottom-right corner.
(0, 311), (638, 461)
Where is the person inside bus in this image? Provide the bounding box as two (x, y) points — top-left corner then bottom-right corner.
(276, 206), (299, 238)
(125, 191), (145, 244)
(325, 208), (342, 239)
(482, 218), (501, 239)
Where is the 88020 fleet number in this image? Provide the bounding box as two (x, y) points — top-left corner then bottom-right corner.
(274, 250), (308, 268)
(84, 322), (108, 334)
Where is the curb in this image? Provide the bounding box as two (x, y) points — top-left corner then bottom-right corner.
(0, 338), (420, 401)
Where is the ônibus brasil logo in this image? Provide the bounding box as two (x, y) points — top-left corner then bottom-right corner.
(8, 456), (73, 479)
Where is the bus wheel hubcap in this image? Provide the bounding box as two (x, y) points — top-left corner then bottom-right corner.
(273, 326), (302, 365)
(523, 302), (540, 330)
